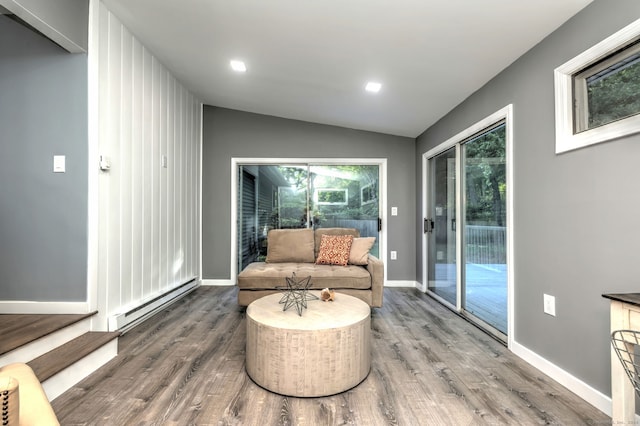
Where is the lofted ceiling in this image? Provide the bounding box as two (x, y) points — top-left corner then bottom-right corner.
(102, 0), (593, 138)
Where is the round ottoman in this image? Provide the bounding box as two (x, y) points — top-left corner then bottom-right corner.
(245, 291), (371, 397)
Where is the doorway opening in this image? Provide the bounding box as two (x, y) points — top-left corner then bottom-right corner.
(423, 106), (513, 344)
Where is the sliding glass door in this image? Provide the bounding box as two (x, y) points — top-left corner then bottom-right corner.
(426, 148), (458, 306)
(462, 123), (507, 335)
(425, 112), (510, 340)
(237, 163), (380, 271)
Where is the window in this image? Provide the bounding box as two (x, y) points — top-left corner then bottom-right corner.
(574, 41), (640, 132)
(314, 188), (348, 205)
(360, 183), (377, 206)
(554, 18), (640, 153)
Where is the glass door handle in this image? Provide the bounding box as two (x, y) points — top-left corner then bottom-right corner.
(424, 218), (434, 233)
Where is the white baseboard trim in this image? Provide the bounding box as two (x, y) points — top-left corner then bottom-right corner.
(384, 280), (418, 288)
(511, 340), (611, 416)
(201, 279), (235, 286)
(0, 301), (89, 314)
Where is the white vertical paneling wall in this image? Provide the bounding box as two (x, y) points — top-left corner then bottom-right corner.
(94, 2), (201, 329)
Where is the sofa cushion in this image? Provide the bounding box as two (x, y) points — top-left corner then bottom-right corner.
(349, 237), (376, 265)
(266, 228), (315, 263)
(315, 234), (354, 266)
(238, 262), (372, 290)
(314, 228), (359, 258)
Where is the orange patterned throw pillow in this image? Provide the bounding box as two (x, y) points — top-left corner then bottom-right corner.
(315, 234), (354, 266)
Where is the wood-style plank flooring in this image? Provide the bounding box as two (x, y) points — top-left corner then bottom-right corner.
(52, 287), (609, 425)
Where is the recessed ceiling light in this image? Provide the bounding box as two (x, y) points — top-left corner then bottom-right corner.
(365, 81), (382, 93)
(230, 60), (247, 72)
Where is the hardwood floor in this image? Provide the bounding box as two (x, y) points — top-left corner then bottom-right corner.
(52, 287), (609, 425)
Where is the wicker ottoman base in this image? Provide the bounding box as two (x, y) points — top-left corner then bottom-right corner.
(246, 291), (371, 397)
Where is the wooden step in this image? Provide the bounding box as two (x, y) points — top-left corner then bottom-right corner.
(28, 331), (120, 401)
(0, 313), (96, 356)
(0, 315), (120, 401)
(29, 332), (120, 382)
(0, 314), (98, 367)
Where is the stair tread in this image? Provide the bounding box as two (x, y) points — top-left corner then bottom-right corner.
(28, 331), (120, 382)
(0, 312), (97, 356)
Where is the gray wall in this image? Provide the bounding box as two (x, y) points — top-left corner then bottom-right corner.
(202, 106), (415, 282)
(416, 0), (640, 397)
(0, 15), (88, 301)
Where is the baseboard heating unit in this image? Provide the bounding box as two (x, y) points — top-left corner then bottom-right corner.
(108, 278), (200, 332)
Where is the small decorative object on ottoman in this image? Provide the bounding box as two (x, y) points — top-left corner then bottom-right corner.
(277, 272), (318, 316)
(320, 288), (335, 301)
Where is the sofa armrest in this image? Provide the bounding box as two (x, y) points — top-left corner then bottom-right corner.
(0, 375), (19, 425)
(0, 363), (60, 426)
(366, 254), (384, 307)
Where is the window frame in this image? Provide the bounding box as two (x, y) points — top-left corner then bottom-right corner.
(314, 188), (348, 205)
(554, 18), (640, 154)
(360, 183), (377, 206)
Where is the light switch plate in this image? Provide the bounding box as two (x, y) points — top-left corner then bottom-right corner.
(391, 207), (398, 216)
(543, 294), (556, 316)
(53, 155), (65, 173)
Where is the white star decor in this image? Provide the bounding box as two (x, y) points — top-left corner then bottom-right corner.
(277, 273), (318, 316)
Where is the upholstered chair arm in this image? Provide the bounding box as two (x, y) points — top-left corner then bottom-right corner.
(366, 254), (384, 307)
(0, 363), (60, 425)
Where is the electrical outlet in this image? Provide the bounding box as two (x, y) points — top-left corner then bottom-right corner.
(391, 207), (398, 216)
(543, 294), (556, 316)
(390, 250), (397, 260)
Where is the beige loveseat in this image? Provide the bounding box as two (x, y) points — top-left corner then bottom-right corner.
(237, 228), (383, 307)
(0, 363), (60, 425)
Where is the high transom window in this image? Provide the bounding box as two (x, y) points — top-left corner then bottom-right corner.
(554, 18), (640, 153)
(574, 40), (640, 133)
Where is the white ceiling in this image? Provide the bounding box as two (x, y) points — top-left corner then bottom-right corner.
(101, 0), (593, 138)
